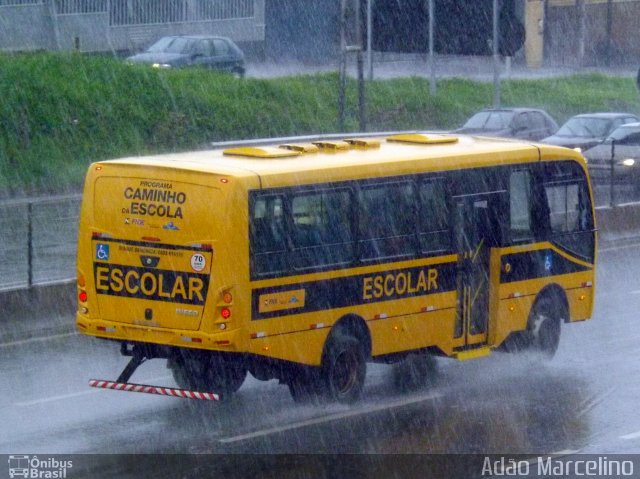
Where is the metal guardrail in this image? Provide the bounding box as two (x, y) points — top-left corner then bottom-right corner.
(0, 193), (81, 292)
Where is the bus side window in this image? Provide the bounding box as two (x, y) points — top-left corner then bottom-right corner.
(418, 179), (450, 253)
(509, 169), (533, 242)
(542, 180), (594, 261)
(250, 196), (288, 275)
(358, 182), (416, 261)
(545, 183), (576, 233)
(291, 189), (354, 269)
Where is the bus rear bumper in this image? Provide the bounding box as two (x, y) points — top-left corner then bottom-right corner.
(76, 315), (241, 352)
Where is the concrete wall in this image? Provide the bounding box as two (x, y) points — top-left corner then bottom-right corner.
(596, 203), (640, 242)
(0, 4), (53, 51)
(55, 13), (110, 52)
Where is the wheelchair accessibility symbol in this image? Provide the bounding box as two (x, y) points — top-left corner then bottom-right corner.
(96, 243), (110, 261)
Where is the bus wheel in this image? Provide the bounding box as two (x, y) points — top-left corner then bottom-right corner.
(169, 351), (247, 396)
(393, 352), (437, 392)
(527, 296), (563, 358)
(321, 333), (366, 404)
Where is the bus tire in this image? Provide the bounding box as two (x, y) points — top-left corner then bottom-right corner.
(527, 295), (563, 358)
(393, 352), (437, 392)
(169, 351), (247, 396)
(321, 333), (366, 404)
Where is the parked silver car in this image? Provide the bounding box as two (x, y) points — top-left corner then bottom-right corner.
(127, 35), (245, 77)
(455, 108), (558, 141)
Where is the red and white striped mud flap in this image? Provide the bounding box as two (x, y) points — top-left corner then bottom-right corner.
(89, 379), (220, 401)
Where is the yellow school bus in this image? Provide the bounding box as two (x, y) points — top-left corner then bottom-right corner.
(76, 133), (596, 403)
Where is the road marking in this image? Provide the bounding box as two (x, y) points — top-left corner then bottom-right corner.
(16, 388), (100, 406)
(15, 375), (172, 407)
(599, 241), (640, 252)
(630, 290), (640, 295)
(548, 449), (581, 456)
(620, 430), (640, 440)
(0, 331), (77, 348)
(218, 392), (442, 444)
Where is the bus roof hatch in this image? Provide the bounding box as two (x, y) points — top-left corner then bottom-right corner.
(223, 146), (301, 158)
(386, 133), (459, 145)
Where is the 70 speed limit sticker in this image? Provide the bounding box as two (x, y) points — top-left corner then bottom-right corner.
(190, 253), (206, 272)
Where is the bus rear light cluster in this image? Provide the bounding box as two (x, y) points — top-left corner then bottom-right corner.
(216, 289), (233, 323)
(78, 274), (89, 313)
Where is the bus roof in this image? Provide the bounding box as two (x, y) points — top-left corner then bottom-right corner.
(102, 133), (584, 186)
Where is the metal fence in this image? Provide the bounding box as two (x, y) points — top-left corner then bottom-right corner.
(52, 0), (256, 24)
(55, 0), (106, 14)
(0, 0), (42, 5)
(0, 194), (80, 292)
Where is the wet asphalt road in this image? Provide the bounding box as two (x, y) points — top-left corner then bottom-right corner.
(1, 240), (640, 477)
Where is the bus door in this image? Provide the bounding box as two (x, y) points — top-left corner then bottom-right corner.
(453, 192), (502, 347)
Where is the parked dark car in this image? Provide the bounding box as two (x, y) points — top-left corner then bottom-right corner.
(455, 108), (558, 141)
(584, 122), (640, 189)
(541, 112), (639, 152)
(127, 35), (245, 76)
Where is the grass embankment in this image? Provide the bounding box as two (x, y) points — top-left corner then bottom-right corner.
(1, 52), (639, 195)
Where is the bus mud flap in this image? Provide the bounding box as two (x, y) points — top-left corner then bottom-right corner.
(88, 379), (221, 401)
